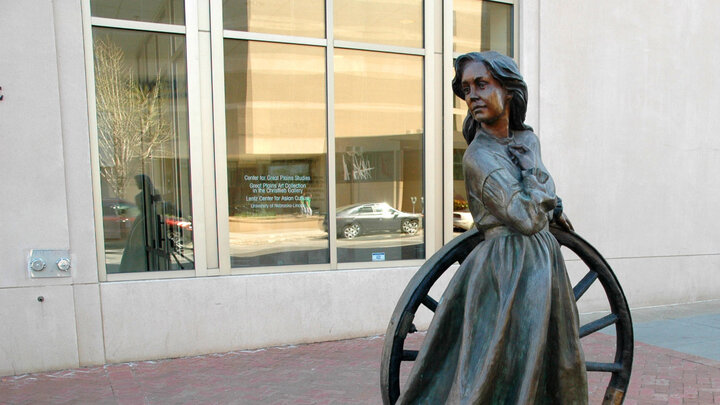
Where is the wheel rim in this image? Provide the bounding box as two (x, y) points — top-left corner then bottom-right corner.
(344, 224), (360, 239)
(402, 220), (418, 234)
(380, 226), (633, 405)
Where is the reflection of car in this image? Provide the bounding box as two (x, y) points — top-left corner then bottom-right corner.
(102, 198), (139, 240)
(102, 199), (193, 250)
(335, 202), (422, 239)
(453, 211), (474, 231)
(164, 215), (194, 251)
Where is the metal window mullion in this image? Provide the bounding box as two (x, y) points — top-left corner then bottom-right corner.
(198, 0), (211, 31)
(336, 260), (426, 271)
(198, 0), (220, 271)
(326, 0), (338, 267)
(106, 269), (195, 282)
(209, 0), (232, 274)
(230, 263), (334, 276)
(512, 1), (519, 61)
(333, 40), (424, 56)
(185, 0), (208, 277)
(82, 0), (108, 282)
(424, 0), (439, 257)
(90, 16), (186, 34)
(443, 0), (455, 244)
(223, 30), (327, 47)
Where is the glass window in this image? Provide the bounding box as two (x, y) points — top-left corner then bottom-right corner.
(334, 0), (423, 48)
(91, 0), (185, 25)
(454, 0), (513, 56)
(451, 96), (472, 237)
(92, 27), (194, 273)
(334, 49), (424, 263)
(89, 0), (438, 275)
(224, 40), (329, 267)
(223, 0), (325, 38)
(449, 1), (514, 242)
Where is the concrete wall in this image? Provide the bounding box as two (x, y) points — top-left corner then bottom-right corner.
(1, 0), (719, 375)
(537, 0), (720, 309)
(0, 0), (103, 375)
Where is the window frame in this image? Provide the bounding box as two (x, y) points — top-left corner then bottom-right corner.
(82, 0), (520, 280)
(442, 0), (520, 245)
(82, 0), (212, 281)
(213, 0), (434, 275)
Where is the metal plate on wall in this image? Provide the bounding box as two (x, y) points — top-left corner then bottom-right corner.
(28, 250), (71, 278)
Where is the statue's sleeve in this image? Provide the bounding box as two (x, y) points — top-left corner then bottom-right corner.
(467, 161), (557, 236)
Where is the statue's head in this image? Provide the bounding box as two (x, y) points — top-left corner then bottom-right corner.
(452, 51), (531, 144)
(135, 174), (152, 190)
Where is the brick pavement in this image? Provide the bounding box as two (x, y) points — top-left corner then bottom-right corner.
(2, 331), (720, 404)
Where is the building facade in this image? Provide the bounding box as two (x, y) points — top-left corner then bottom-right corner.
(2, 0), (720, 375)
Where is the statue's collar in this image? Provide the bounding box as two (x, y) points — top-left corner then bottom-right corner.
(476, 127), (515, 145)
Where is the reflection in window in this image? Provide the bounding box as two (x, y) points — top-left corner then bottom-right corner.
(454, 0), (513, 55)
(91, 0), (185, 25)
(450, 2), (514, 240)
(224, 40), (329, 267)
(334, 49), (424, 263)
(452, 96), (472, 236)
(93, 28), (194, 273)
(223, 0), (325, 38)
(334, 0), (423, 48)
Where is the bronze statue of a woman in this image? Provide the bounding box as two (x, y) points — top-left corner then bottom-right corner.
(398, 51), (588, 404)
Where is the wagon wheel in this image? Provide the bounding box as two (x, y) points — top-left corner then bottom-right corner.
(380, 226), (633, 405)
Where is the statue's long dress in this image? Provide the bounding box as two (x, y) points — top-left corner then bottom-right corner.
(398, 129), (588, 404)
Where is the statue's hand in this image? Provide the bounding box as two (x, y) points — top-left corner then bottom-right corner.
(554, 212), (575, 232)
(508, 144), (536, 171)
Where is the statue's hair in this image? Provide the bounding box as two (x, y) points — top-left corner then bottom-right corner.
(451, 51), (532, 144)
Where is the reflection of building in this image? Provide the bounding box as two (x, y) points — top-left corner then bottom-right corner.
(4, 0), (720, 376)
(335, 135), (422, 211)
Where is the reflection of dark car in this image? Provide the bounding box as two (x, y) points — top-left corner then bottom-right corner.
(335, 203), (422, 239)
(102, 198), (139, 240)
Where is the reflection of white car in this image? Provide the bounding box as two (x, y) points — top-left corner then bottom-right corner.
(453, 211), (474, 231)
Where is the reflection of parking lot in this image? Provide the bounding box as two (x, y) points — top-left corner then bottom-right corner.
(109, 229), (428, 267)
(229, 229), (424, 258)
(336, 230), (424, 248)
(230, 230), (327, 257)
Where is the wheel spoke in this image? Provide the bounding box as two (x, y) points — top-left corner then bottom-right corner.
(402, 350), (418, 361)
(573, 270), (598, 300)
(579, 313), (618, 338)
(586, 361), (623, 373)
(421, 295), (438, 312)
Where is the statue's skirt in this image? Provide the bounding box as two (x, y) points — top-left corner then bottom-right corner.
(398, 228), (588, 404)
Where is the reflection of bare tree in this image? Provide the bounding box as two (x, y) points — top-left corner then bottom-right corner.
(343, 149), (374, 181)
(94, 38), (171, 199)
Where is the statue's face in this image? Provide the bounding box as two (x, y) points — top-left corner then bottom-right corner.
(460, 61), (510, 125)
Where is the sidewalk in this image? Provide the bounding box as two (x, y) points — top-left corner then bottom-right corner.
(2, 301), (720, 404)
